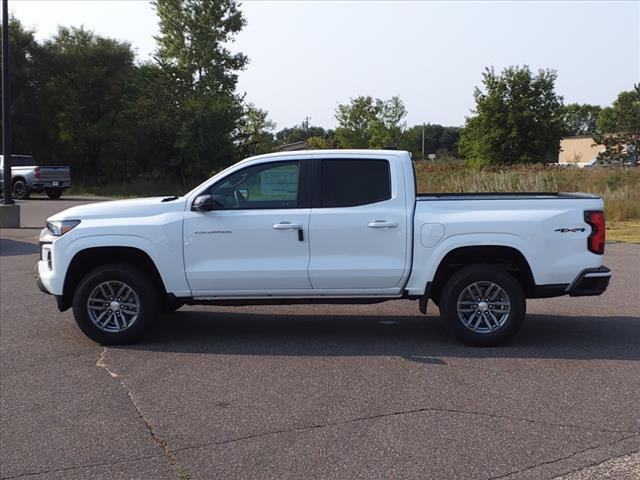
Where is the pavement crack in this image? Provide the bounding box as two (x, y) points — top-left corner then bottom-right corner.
(95, 347), (191, 480)
(0, 454), (159, 480)
(174, 404), (638, 455)
(484, 433), (639, 480)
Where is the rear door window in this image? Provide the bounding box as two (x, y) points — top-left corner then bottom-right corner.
(320, 159), (391, 208)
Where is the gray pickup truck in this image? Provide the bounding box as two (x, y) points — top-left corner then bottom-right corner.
(0, 155), (71, 200)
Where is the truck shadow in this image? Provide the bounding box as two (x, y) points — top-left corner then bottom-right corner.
(0, 238), (39, 257)
(128, 311), (640, 362)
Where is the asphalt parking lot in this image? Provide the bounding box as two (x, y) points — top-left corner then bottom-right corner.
(1, 197), (639, 480)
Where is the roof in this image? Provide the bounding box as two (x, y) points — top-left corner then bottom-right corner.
(244, 149), (408, 163)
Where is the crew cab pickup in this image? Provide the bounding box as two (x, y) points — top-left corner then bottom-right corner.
(35, 150), (611, 346)
(0, 155), (71, 199)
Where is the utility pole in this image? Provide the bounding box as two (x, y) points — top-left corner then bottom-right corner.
(421, 123), (425, 161)
(2, 0), (13, 205)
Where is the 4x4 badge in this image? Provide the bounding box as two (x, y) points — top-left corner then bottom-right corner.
(555, 227), (586, 233)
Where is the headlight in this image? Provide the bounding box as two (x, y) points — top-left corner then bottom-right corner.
(46, 220), (81, 236)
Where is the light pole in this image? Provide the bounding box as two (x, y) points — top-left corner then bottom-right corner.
(2, 0), (13, 205)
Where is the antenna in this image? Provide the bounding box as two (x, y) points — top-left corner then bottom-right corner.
(394, 126), (407, 148)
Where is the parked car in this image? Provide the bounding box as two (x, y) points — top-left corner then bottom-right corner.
(35, 150), (611, 346)
(0, 155), (71, 199)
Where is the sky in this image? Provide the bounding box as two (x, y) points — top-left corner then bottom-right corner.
(10, 0), (640, 130)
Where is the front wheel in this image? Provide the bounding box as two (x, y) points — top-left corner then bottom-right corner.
(440, 265), (526, 346)
(72, 264), (160, 344)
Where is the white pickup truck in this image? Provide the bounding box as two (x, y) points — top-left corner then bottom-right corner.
(36, 150), (611, 346)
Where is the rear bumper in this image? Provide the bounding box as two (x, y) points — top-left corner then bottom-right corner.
(30, 181), (70, 190)
(567, 266), (611, 296)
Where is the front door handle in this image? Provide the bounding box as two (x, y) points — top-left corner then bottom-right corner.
(367, 220), (398, 229)
(273, 222), (302, 230)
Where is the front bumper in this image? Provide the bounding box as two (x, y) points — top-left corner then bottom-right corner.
(567, 266), (612, 296)
(35, 261), (68, 310)
(34, 263), (50, 295)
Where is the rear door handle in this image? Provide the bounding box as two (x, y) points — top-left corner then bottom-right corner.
(367, 220), (398, 228)
(273, 222), (302, 230)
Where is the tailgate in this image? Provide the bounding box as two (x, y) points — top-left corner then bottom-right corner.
(39, 167), (71, 182)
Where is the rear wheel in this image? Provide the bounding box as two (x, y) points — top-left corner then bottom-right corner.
(46, 188), (63, 199)
(72, 264), (159, 344)
(440, 265), (526, 346)
(12, 179), (30, 200)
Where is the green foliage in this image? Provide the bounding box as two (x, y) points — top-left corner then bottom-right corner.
(152, 0), (248, 181)
(0, 18), (49, 156)
(37, 27), (136, 180)
(397, 124), (461, 159)
(335, 95), (407, 148)
(597, 87), (640, 134)
(237, 103), (277, 156)
(561, 103), (601, 136)
(275, 117), (330, 145)
(596, 85), (640, 165)
(459, 66), (564, 166)
(153, 0), (247, 93)
(306, 133), (339, 149)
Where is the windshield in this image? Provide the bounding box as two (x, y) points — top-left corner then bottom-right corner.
(0, 155), (36, 167)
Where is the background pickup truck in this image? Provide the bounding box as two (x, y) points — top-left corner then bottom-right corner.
(35, 150), (611, 346)
(0, 154), (71, 200)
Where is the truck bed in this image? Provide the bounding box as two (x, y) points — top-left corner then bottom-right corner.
(417, 192), (601, 201)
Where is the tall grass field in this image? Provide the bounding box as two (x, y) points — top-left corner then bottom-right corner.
(413, 163), (640, 222)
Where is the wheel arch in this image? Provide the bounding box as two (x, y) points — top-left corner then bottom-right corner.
(60, 246), (167, 311)
(429, 245), (535, 303)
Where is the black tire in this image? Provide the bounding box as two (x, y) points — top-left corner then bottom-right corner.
(12, 179), (30, 200)
(72, 264), (160, 345)
(439, 265), (526, 346)
(46, 188), (63, 199)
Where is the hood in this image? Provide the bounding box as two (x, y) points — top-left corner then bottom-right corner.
(48, 196), (187, 221)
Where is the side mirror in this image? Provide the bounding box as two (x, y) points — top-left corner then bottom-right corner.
(192, 194), (215, 212)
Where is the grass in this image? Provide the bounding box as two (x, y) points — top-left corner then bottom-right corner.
(414, 162), (640, 222)
(606, 221), (640, 243)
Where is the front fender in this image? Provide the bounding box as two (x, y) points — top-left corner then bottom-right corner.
(48, 233), (191, 298)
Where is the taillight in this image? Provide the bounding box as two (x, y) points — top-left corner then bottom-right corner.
(585, 210), (605, 255)
(34, 167), (41, 179)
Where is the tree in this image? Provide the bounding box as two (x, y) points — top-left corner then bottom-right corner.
(275, 118), (328, 145)
(335, 95), (407, 149)
(596, 85), (640, 165)
(37, 27), (136, 181)
(560, 103), (601, 136)
(397, 124), (461, 159)
(0, 18), (49, 158)
(118, 63), (181, 179)
(238, 103), (276, 156)
(153, 0), (248, 180)
(459, 66), (564, 166)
